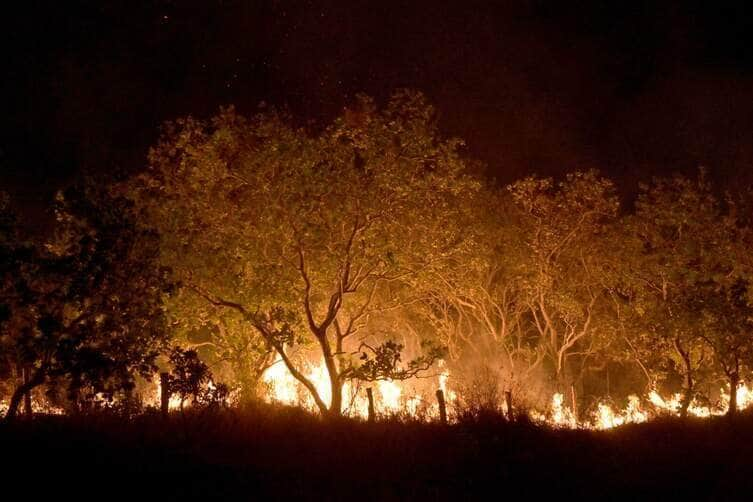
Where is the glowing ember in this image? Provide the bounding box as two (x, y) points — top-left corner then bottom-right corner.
(535, 383), (753, 430)
(262, 358), (299, 405)
(0, 398), (65, 416)
(592, 396), (648, 430)
(549, 392), (578, 428)
(376, 380), (402, 412)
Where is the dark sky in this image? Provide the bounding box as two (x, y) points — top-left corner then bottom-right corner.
(3, 0), (753, 215)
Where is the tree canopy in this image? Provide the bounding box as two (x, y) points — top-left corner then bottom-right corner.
(127, 90), (479, 415)
(0, 185), (171, 420)
(3, 91), (753, 422)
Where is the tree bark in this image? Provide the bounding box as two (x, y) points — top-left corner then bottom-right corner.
(22, 366), (33, 417)
(316, 329), (343, 418)
(160, 372), (170, 418)
(328, 376), (343, 418)
(570, 384), (579, 422)
(5, 368), (45, 422)
(674, 337), (693, 418)
(679, 369), (693, 419)
(728, 373), (740, 418)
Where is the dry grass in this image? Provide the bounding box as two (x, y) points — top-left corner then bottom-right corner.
(2, 403), (752, 501)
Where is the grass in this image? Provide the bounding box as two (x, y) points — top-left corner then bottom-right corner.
(1, 403), (752, 501)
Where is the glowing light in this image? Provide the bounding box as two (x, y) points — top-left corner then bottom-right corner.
(0, 398), (65, 416)
(549, 392), (578, 428)
(377, 380), (402, 412)
(262, 357), (299, 405)
(261, 357), (456, 420)
(256, 355), (753, 429)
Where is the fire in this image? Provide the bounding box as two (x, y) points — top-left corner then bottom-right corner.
(5, 363), (752, 429)
(262, 358), (299, 405)
(262, 356), (454, 419)
(593, 395), (648, 429)
(548, 393), (578, 428)
(438, 359), (457, 402)
(535, 383), (753, 430)
(253, 355), (753, 429)
(376, 380), (402, 412)
(0, 398), (65, 416)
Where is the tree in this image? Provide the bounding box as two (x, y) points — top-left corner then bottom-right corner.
(622, 172), (723, 417)
(693, 278), (753, 416)
(164, 346), (229, 410)
(421, 189), (545, 407)
(163, 288), (275, 404)
(506, 171), (619, 408)
(1, 185), (171, 420)
(0, 192), (35, 415)
(686, 190), (753, 416)
(127, 91), (477, 416)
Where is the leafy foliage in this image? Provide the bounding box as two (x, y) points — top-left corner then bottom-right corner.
(0, 185), (172, 419)
(165, 346), (229, 409)
(127, 90), (478, 415)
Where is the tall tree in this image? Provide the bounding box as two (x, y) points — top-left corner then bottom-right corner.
(506, 171), (619, 405)
(689, 190), (753, 416)
(0, 192), (34, 413)
(422, 189), (544, 405)
(622, 173), (723, 417)
(1, 185), (171, 420)
(127, 91), (477, 416)
(693, 278), (753, 416)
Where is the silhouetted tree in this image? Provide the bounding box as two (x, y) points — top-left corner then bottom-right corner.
(1, 184), (172, 420)
(164, 346), (226, 410)
(0, 192), (35, 413)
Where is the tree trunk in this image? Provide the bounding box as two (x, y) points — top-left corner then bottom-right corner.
(69, 386), (81, 415)
(728, 373), (740, 418)
(5, 368), (45, 422)
(22, 367), (33, 417)
(317, 330), (343, 418)
(569, 385), (576, 420)
(674, 337), (693, 418)
(328, 378), (343, 418)
(679, 370), (693, 418)
(160, 372), (170, 418)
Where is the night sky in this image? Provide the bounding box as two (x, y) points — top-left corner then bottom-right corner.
(3, 1), (753, 216)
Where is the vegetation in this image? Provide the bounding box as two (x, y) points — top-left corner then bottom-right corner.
(0, 185), (171, 420)
(2, 91), (753, 424)
(125, 91), (473, 416)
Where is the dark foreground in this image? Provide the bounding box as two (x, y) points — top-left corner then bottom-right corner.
(2, 405), (751, 501)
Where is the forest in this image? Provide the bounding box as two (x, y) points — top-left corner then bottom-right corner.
(2, 90), (752, 429)
(5, 0), (753, 497)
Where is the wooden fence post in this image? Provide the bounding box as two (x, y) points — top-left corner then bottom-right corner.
(160, 372), (170, 418)
(505, 390), (513, 421)
(436, 389), (447, 425)
(366, 387), (375, 422)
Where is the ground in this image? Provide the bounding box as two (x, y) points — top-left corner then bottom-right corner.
(2, 405), (751, 501)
